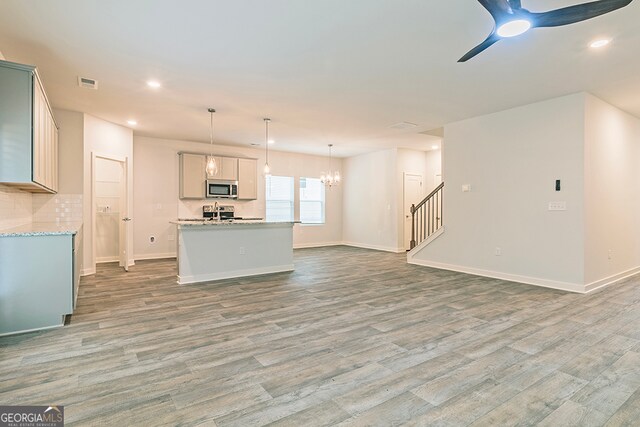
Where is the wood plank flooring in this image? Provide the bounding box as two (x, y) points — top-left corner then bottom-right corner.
(1, 246), (640, 426)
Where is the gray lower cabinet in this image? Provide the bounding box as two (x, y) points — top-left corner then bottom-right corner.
(0, 227), (82, 336)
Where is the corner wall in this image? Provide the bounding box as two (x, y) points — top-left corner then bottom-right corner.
(410, 93), (587, 291)
(584, 94), (640, 290)
(342, 149), (401, 252)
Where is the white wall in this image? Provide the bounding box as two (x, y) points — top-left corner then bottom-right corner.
(83, 114), (133, 274)
(584, 94), (640, 288)
(342, 148), (402, 252)
(411, 93), (587, 290)
(54, 109), (84, 194)
(0, 185), (32, 229)
(133, 136), (343, 260)
(342, 147), (438, 253)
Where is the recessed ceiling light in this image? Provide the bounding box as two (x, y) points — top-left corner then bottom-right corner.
(147, 80), (161, 88)
(268, 139), (275, 145)
(497, 19), (531, 38)
(431, 145), (439, 150)
(590, 39), (611, 49)
(127, 120), (137, 126)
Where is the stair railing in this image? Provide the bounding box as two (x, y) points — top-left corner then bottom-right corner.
(410, 182), (444, 249)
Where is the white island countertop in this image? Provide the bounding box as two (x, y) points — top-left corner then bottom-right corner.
(170, 220), (297, 226)
(0, 221), (83, 237)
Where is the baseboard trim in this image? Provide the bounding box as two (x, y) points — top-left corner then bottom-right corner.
(293, 241), (343, 249)
(96, 256), (119, 263)
(178, 264), (295, 285)
(585, 266), (640, 293)
(407, 227), (445, 259)
(81, 267), (96, 276)
(342, 241), (406, 254)
(407, 258), (585, 293)
(134, 252), (177, 261)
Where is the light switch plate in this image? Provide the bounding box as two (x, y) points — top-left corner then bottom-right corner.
(462, 184), (471, 192)
(548, 201), (567, 211)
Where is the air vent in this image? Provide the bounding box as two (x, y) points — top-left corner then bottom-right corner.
(77, 76), (98, 90)
(390, 121), (418, 130)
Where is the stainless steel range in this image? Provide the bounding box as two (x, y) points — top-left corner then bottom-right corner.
(203, 204), (235, 220)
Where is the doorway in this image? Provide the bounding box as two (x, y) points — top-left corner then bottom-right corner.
(92, 154), (131, 271)
(403, 173), (423, 251)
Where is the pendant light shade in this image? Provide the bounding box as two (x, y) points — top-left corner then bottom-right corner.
(205, 108), (218, 176)
(263, 118), (271, 176)
(321, 144), (341, 188)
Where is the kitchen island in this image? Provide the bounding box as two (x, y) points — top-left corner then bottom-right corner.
(171, 220), (295, 284)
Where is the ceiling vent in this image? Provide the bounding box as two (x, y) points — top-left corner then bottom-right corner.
(77, 76), (98, 90)
(390, 121), (418, 130)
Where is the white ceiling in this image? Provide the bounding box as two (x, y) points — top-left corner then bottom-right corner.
(0, 0), (638, 157)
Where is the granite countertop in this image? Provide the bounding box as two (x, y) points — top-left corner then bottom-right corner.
(170, 219), (297, 226)
(0, 221), (83, 237)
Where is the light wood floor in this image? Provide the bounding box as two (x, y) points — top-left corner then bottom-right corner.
(1, 246), (640, 426)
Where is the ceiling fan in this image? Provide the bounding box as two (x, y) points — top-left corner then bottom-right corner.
(459, 0), (634, 62)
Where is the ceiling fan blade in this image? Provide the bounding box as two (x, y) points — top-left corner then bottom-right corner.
(531, 0), (633, 28)
(458, 33), (501, 62)
(508, 0), (522, 9)
(477, 0), (515, 19)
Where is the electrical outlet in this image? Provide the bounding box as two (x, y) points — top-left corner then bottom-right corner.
(239, 247), (246, 255)
(495, 247), (502, 256)
(149, 236), (156, 244)
(608, 249), (613, 260)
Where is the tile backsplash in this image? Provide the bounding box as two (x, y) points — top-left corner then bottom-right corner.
(33, 193), (83, 223)
(0, 184), (33, 229)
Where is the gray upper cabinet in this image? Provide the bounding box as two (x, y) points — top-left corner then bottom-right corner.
(205, 156), (238, 181)
(0, 59), (58, 193)
(238, 158), (257, 200)
(179, 153), (206, 199)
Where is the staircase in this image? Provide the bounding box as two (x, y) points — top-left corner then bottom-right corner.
(410, 182), (444, 249)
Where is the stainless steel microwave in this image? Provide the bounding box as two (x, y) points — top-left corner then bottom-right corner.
(206, 180), (238, 198)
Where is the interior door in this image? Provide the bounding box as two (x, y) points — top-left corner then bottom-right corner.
(404, 174), (423, 250)
(118, 159), (131, 272)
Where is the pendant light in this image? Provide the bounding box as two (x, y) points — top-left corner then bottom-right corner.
(205, 108), (218, 176)
(320, 144), (341, 188)
(263, 118), (271, 175)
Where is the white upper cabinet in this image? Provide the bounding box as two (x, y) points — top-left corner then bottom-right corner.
(0, 59), (58, 193)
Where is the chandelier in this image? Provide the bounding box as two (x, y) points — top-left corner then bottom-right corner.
(320, 144), (340, 187)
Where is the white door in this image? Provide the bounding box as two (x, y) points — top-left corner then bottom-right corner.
(403, 173), (423, 250)
(119, 158), (131, 272)
(93, 154), (131, 273)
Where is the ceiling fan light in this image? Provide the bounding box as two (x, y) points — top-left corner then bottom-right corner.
(590, 39), (611, 49)
(497, 19), (531, 38)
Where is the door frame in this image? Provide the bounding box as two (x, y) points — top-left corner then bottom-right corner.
(91, 152), (133, 272)
(403, 173), (423, 251)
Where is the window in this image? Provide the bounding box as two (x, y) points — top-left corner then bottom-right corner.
(265, 175), (294, 221)
(300, 177), (325, 224)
